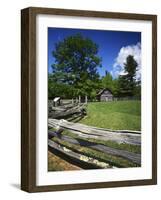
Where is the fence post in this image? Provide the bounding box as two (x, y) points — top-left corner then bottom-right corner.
(85, 95), (88, 104)
(79, 95), (81, 103)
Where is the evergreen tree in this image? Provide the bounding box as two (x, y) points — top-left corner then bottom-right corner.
(118, 55), (138, 97)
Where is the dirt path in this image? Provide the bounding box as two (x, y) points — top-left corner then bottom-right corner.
(48, 151), (82, 171)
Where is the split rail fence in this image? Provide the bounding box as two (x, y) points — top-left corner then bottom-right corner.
(48, 102), (141, 169)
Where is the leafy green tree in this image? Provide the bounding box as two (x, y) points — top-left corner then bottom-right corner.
(100, 70), (121, 97)
(112, 78), (120, 96)
(48, 74), (75, 99)
(101, 70), (113, 90)
(51, 34), (102, 97)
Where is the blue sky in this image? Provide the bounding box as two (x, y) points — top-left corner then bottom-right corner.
(48, 27), (141, 78)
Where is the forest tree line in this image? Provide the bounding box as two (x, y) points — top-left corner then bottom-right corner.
(48, 34), (141, 100)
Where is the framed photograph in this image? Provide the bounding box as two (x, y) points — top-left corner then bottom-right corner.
(21, 7), (157, 192)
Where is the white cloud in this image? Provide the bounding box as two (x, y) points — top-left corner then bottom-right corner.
(111, 42), (141, 81)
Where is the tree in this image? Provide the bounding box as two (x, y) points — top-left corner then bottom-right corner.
(51, 34), (102, 98)
(48, 74), (75, 99)
(112, 78), (120, 96)
(118, 55), (138, 97)
(101, 70), (113, 91)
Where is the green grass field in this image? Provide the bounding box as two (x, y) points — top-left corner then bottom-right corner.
(80, 101), (141, 131)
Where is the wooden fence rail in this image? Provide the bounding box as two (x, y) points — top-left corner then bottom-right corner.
(48, 103), (141, 169)
(48, 119), (141, 146)
(48, 103), (87, 119)
(48, 139), (111, 169)
(48, 130), (141, 165)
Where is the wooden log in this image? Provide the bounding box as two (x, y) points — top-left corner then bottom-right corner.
(48, 130), (141, 165)
(60, 103), (79, 109)
(48, 119), (141, 146)
(51, 107), (66, 112)
(50, 103), (79, 112)
(49, 104), (86, 119)
(66, 112), (85, 122)
(48, 139), (111, 169)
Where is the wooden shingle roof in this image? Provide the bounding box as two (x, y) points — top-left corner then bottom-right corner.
(97, 88), (113, 96)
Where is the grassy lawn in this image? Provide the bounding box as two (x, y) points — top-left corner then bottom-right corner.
(80, 101), (141, 131)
